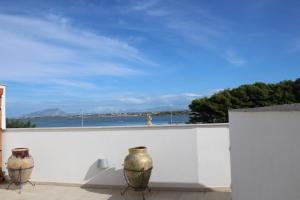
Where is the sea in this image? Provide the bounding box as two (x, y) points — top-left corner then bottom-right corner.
(27, 114), (190, 128)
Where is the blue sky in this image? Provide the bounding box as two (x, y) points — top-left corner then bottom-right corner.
(1, 0), (300, 116)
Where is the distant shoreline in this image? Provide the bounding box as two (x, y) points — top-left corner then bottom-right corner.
(14, 110), (189, 120)
(11, 113), (190, 128)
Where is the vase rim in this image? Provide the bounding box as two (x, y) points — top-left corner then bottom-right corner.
(13, 148), (29, 152)
(12, 148), (30, 158)
(129, 146), (147, 153)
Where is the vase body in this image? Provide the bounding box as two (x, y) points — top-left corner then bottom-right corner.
(7, 148), (34, 183)
(124, 146), (153, 190)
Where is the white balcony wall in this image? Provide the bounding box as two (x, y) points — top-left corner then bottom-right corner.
(229, 111), (300, 200)
(2, 124), (230, 189)
(0, 85), (5, 129)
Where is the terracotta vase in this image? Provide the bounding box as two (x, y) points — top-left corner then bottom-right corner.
(7, 148), (34, 183)
(124, 146), (153, 189)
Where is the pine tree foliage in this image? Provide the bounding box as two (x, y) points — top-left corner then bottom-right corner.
(6, 119), (36, 128)
(189, 78), (300, 123)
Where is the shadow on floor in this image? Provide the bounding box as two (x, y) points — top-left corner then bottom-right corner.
(80, 160), (231, 200)
(81, 159), (124, 199)
(0, 181), (35, 194)
(81, 184), (230, 200)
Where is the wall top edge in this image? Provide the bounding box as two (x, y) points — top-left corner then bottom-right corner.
(229, 103), (300, 112)
(5, 123), (229, 132)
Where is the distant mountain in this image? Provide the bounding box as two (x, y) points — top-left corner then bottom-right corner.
(20, 108), (68, 118)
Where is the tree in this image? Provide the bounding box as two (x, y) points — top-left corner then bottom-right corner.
(6, 119), (36, 128)
(189, 78), (300, 123)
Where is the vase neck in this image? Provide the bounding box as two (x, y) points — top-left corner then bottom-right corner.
(12, 148), (29, 158)
(129, 146), (147, 154)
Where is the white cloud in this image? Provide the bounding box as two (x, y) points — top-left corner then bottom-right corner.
(119, 92), (201, 106)
(0, 14), (147, 85)
(128, 2), (245, 65)
(166, 15), (228, 50)
(119, 97), (150, 104)
(159, 93), (202, 102)
(182, 93), (202, 98)
(158, 94), (178, 100)
(223, 49), (246, 66)
(50, 79), (98, 89)
(209, 88), (225, 96)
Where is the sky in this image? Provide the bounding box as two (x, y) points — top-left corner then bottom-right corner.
(1, 0), (300, 117)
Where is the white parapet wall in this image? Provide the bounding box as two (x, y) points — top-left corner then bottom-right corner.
(3, 124), (231, 190)
(229, 105), (300, 200)
(0, 84), (6, 130)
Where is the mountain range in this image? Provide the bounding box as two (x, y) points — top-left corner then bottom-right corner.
(20, 108), (69, 118)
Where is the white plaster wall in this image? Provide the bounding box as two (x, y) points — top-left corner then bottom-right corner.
(197, 126), (231, 187)
(3, 124), (230, 188)
(0, 85), (5, 129)
(229, 111), (300, 200)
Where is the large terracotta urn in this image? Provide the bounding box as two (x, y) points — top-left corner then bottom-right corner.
(124, 146), (153, 189)
(7, 148), (34, 183)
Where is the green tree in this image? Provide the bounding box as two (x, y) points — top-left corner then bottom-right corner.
(189, 78), (300, 123)
(6, 119), (36, 128)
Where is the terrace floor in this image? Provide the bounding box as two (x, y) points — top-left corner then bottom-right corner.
(0, 183), (231, 200)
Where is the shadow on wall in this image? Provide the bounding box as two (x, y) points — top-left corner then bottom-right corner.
(80, 160), (221, 200)
(81, 159), (125, 199)
(83, 160), (124, 185)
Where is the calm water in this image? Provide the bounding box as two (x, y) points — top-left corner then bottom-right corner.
(28, 114), (189, 128)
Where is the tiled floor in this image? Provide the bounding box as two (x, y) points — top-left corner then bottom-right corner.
(0, 183), (231, 200)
